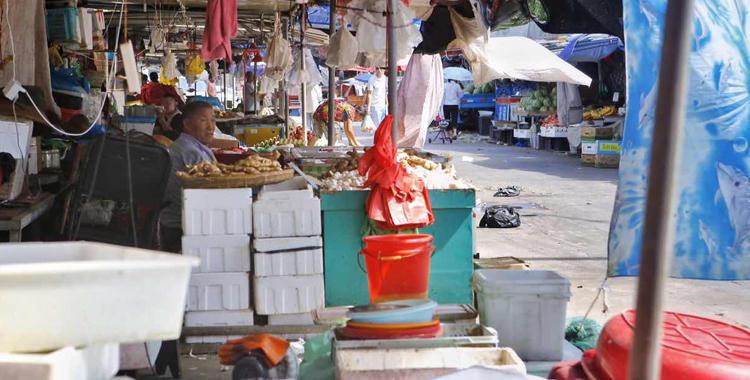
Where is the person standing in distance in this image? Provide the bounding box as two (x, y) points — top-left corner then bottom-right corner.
(366, 68), (388, 128)
(443, 79), (464, 138)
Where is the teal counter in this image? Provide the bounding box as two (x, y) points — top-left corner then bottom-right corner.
(321, 189), (476, 306)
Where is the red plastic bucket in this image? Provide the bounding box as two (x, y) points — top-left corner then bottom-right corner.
(360, 234), (434, 303)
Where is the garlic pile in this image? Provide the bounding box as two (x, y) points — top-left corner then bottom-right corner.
(320, 170), (366, 191)
(404, 164), (473, 190)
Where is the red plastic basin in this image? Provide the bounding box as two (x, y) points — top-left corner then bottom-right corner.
(582, 310), (750, 380)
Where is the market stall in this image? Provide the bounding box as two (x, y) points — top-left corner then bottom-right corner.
(3, 1), (725, 380)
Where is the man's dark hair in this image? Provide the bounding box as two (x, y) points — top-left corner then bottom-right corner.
(149, 72), (159, 82)
(182, 101), (214, 120)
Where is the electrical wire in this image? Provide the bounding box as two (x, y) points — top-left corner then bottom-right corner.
(8, 1), (126, 137)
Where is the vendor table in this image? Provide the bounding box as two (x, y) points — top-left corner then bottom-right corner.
(0, 192), (56, 242)
(321, 189), (476, 306)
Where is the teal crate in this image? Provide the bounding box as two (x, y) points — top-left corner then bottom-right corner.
(46, 8), (79, 43)
(321, 189), (476, 306)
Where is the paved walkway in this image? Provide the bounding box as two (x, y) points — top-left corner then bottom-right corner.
(429, 137), (749, 328)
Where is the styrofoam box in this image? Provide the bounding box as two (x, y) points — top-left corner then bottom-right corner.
(183, 188), (252, 236)
(0, 344), (119, 380)
(268, 312), (315, 326)
(182, 235), (251, 273)
(253, 199), (321, 238)
(257, 176), (314, 201)
(187, 272), (250, 311)
(254, 249), (323, 277)
(474, 270), (571, 361)
(0, 242), (198, 353)
(255, 236), (323, 277)
(184, 309), (255, 327)
(253, 178), (322, 238)
(254, 274), (325, 315)
(254, 236), (322, 253)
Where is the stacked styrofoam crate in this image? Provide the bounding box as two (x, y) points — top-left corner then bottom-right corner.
(182, 188), (254, 342)
(253, 177), (324, 325)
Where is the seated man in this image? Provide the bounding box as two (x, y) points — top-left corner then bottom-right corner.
(159, 101), (216, 253)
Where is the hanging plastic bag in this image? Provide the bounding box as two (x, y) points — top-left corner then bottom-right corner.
(359, 116), (434, 230)
(265, 16), (294, 81)
(361, 114), (376, 133)
(286, 48), (323, 87)
(186, 53), (205, 76)
(447, 6), (496, 85)
(259, 76), (278, 94)
(394, 2), (422, 62)
(161, 49), (180, 83)
(326, 19), (359, 69)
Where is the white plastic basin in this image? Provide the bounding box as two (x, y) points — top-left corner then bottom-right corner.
(0, 241), (199, 353)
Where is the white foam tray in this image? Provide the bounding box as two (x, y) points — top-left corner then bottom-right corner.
(0, 242), (198, 353)
(184, 309), (255, 327)
(183, 188), (253, 236)
(0, 344), (119, 380)
(254, 248), (323, 277)
(254, 274), (325, 315)
(187, 272), (250, 311)
(182, 235), (251, 273)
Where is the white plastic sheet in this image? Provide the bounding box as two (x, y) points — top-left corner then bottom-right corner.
(483, 37), (592, 86)
(396, 54), (444, 148)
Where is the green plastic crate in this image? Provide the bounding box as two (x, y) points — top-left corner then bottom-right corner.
(321, 189), (476, 306)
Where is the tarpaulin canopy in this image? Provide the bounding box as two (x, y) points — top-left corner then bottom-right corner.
(483, 36), (592, 86)
(557, 34), (623, 62)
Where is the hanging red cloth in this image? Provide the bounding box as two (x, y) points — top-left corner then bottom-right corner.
(201, 0), (238, 62)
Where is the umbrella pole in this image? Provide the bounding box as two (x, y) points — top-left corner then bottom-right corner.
(327, 0), (336, 146)
(627, 1), (694, 379)
(386, 0), (398, 144)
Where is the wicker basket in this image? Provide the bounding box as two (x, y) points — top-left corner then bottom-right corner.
(178, 169), (294, 189)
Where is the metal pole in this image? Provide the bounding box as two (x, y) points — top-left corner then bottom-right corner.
(281, 18), (289, 130)
(300, 6), (308, 145)
(386, 0), (398, 144)
(628, 1), (694, 379)
(327, 0), (337, 146)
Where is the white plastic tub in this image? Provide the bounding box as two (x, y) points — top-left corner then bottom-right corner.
(335, 347), (525, 380)
(0, 242), (198, 353)
(474, 270), (571, 361)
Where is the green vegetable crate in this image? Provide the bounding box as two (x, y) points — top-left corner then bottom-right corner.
(321, 189), (476, 306)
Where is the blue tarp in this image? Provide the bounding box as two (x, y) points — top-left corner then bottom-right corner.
(609, 0), (750, 280)
(557, 34), (623, 62)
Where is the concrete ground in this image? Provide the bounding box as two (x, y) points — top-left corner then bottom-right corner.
(141, 136), (749, 379)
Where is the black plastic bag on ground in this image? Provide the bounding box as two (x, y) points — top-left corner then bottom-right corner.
(479, 206), (521, 228)
(493, 185), (521, 197)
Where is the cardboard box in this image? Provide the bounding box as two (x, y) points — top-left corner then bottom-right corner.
(595, 154), (621, 168)
(581, 154), (596, 166)
(581, 126), (614, 140)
